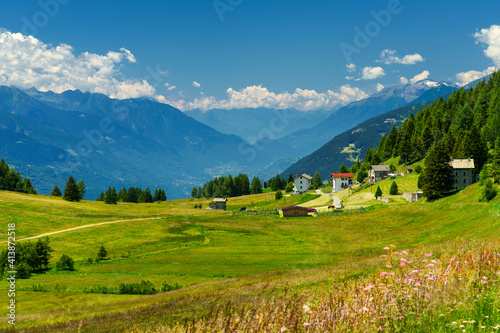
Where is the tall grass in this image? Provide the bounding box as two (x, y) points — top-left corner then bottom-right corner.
(162, 240), (500, 332)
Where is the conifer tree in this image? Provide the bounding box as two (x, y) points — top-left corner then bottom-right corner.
(97, 244), (108, 260)
(390, 181), (399, 195)
(51, 185), (62, 197)
(250, 177), (262, 194)
(77, 180), (86, 200)
(63, 175), (80, 202)
(375, 186), (382, 199)
(104, 187), (117, 204)
(126, 187), (138, 203)
(191, 187), (197, 198)
(97, 192), (105, 201)
(312, 171), (322, 189)
(421, 141), (454, 200)
(494, 137), (500, 182)
(340, 163), (347, 173)
(143, 187), (153, 203)
(35, 237), (53, 269)
(287, 174), (293, 184)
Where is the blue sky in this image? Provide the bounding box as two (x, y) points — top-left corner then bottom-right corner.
(0, 0), (499, 111)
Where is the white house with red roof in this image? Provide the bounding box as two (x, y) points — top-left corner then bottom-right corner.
(331, 173), (354, 193)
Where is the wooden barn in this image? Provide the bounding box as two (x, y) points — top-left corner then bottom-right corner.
(279, 206), (310, 217)
(209, 198), (227, 210)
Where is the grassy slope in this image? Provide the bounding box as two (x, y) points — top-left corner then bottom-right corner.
(1, 185), (500, 331)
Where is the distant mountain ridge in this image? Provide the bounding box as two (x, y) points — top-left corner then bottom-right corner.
(185, 107), (336, 144)
(249, 80), (457, 163)
(0, 86), (277, 199)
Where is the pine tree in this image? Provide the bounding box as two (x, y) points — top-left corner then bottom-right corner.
(143, 187), (153, 203)
(191, 187), (197, 198)
(97, 244), (108, 260)
(375, 186), (382, 199)
(421, 141), (454, 200)
(312, 171), (322, 189)
(55, 254), (75, 271)
(126, 187), (138, 203)
(63, 175), (80, 202)
(250, 177), (262, 194)
(77, 180), (86, 200)
(97, 192), (105, 201)
(287, 174), (293, 184)
(104, 186), (117, 204)
(390, 181), (398, 195)
(494, 137), (500, 182)
(51, 185), (62, 197)
(340, 163), (347, 173)
(35, 237), (53, 270)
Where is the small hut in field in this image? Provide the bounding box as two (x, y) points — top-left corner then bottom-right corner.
(280, 206), (310, 217)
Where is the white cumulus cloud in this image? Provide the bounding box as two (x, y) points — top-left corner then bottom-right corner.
(167, 85), (368, 111)
(192, 81), (201, 88)
(376, 83), (385, 92)
(359, 66), (385, 80)
(346, 63), (357, 73)
(400, 77), (409, 85)
(410, 70), (430, 84)
(0, 30), (156, 99)
(474, 25), (500, 67)
(377, 49), (425, 65)
(455, 66), (495, 86)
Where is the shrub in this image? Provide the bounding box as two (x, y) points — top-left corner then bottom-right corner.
(194, 204), (198, 209)
(414, 164), (423, 174)
(198, 204), (202, 209)
(55, 254), (75, 271)
(161, 281), (182, 292)
(481, 178), (498, 202)
(119, 280), (157, 295)
(275, 190), (283, 200)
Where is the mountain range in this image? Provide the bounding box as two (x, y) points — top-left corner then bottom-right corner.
(0, 79), (459, 199)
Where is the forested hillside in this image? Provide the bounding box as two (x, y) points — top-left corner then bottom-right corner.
(367, 72), (500, 174)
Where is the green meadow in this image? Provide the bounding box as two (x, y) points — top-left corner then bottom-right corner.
(0, 180), (499, 331)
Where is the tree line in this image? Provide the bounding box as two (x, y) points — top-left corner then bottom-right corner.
(0, 159), (37, 194)
(194, 172), (326, 199)
(96, 186), (166, 204)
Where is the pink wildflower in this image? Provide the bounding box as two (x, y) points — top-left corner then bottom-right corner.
(422, 259), (428, 263)
(481, 280), (488, 285)
(383, 247), (390, 250)
(424, 253), (431, 257)
(386, 264), (392, 268)
(394, 252), (400, 255)
(380, 272), (388, 277)
(390, 244), (395, 248)
(427, 264), (434, 267)
(380, 255), (387, 258)
(402, 250), (408, 255)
